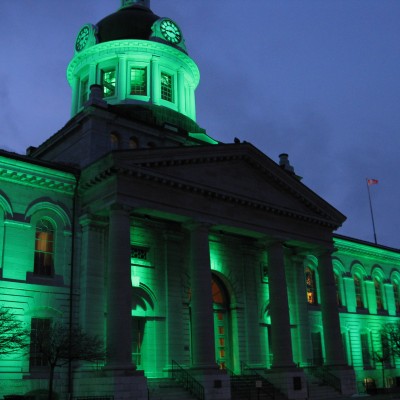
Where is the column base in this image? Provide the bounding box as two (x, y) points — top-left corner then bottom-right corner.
(265, 368), (307, 400)
(74, 369), (147, 400)
(190, 369), (231, 400)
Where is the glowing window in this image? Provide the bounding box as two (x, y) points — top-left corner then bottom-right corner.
(110, 133), (119, 150)
(34, 219), (54, 276)
(354, 275), (364, 308)
(305, 267), (317, 305)
(161, 72), (173, 102)
(218, 326), (224, 335)
(30, 318), (51, 369)
(129, 137), (139, 149)
(80, 78), (89, 107)
(102, 69), (116, 97)
(130, 67), (147, 96)
(374, 278), (383, 311)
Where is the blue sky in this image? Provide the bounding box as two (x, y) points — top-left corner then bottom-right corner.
(1, 1), (399, 247)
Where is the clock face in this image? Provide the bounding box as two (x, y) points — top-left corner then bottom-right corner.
(75, 26), (90, 52)
(160, 19), (182, 44)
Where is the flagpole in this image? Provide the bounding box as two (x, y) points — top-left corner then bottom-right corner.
(366, 179), (378, 245)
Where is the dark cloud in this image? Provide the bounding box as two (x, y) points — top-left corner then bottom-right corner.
(1, 0), (399, 247)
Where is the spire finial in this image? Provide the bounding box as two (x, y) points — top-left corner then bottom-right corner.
(120, 0), (150, 8)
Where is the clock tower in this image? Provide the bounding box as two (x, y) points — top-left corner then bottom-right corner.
(68, 0), (203, 134)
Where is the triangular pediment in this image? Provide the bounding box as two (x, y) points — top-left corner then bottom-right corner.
(104, 143), (345, 229)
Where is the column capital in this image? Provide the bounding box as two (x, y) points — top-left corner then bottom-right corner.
(109, 203), (132, 214)
(312, 245), (337, 258)
(79, 213), (108, 229)
(183, 220), (212, 233)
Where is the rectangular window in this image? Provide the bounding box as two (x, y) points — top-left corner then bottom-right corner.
(30, 318), (51, 369)
(131, 246), (149, 261)
(80, 78), (89, 107)
(361, 333), (372, 368)
(381, 335), (394, 368)
(34, 219), (54, 276)
(161, 72), (173, 102)
(102, 69), (116, 97)
(130, 67), (147, 96)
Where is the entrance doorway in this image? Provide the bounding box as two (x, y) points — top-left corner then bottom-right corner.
(212, 274), (231, 369)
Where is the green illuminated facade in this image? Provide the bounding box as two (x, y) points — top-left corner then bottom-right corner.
(1, 1), (399, 399)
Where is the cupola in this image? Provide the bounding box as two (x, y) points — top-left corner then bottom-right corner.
(67, 0), (199, 126)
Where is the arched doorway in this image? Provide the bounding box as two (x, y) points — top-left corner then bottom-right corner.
(212, 274), (231, 370)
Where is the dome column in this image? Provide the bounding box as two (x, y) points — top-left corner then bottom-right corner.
(118, 55), (128, 101)
(151, 56), (160, 105)
(177, 68), (185, 114)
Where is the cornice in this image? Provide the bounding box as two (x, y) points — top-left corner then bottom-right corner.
(80, 152), (340, 229)
(334, 237), (400, 263)
(0, 157), (76, 195)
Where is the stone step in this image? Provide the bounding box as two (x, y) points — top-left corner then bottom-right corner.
(148, 378), (198, 400)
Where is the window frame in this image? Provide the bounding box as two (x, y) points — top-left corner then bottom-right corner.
(34, 219), (55, 277)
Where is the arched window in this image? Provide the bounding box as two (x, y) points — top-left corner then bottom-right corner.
(393, 280), (400, 313)
(34, 219), (54, 276)
(305, 266), (318, 305)
(129, 136), (139, 149)
(374, 277), (384, 311)
(110, 133), (119, 150)
(354, 274), (364, 308)
(335, 273), (342, 306)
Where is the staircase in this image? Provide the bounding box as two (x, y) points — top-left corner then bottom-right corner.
(304, 369), (343, 400)
(148, 378), (199, 400)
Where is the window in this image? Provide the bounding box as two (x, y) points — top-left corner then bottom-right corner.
(354, 275), (364, 308)
(80, 78), (89, 107)
(110, 133), (119, 150)
(130, 67), (147, 96)
(393, 281), (400, 313)
(335, 273), (342, 306)
(305, 267), (318, 305)
(361, 333), (372, 368)
(374, 278), (383, 311)
(101, 68), (116, 97)
(34, 219), (54, 276)
(30, 318), (51, 369)
(381, 334), (394, 368)
(131, 246), (149, 261)
(161, 72), (173, 102)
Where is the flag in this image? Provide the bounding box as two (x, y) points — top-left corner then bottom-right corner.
(367, 178), (378, 186)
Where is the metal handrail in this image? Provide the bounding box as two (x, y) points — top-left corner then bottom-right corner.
(171, 360), (205, 400)
(305, 364), (342, 393)
(241, 362), (276, 399)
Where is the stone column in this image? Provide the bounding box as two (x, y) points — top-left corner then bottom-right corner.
(106, 205), (134, 370)
(318, 250), (346, 366)
(79, 214), (106, 339)
(268, 242), (295, 368)
(187, 223), (217, 370)
(151, 56), (160, 105)
(292, 254), (312, 366)
(164, 230), (185, 368)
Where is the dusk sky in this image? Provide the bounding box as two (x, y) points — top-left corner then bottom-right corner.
(1, 1), (399, 247)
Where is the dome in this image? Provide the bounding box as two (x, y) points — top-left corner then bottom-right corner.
(96, 5), (160, 43)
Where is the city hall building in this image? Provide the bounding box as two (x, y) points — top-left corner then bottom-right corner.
(1, 1), (400, 399)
